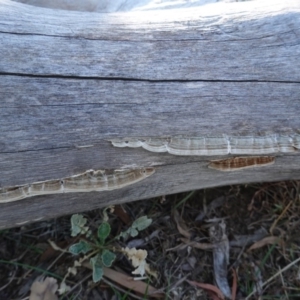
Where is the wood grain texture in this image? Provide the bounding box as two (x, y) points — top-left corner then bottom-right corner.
(0, 0), (300, 228)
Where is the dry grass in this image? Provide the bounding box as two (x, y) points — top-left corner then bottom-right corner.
(1, 181), (300, 299)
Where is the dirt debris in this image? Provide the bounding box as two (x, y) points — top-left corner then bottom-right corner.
(1, 181), (300, 299)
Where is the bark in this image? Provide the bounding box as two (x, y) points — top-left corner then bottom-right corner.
(0, 0), (300, 228)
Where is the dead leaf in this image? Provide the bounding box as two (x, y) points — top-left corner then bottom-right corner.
(231, 268), (237, 300)
(39, 239), (76, 263)
(186, 280), (225, 300)
(180, 237), (215, 250)
(173, 210), (191, 239)
(114, 205), (132, 225)
(122, 247), (148, 276)
(209, 221), (231, 299)
(247, 236), (282, 251)
(57, 281), (71, 295)
(48, 240), (69, 253)
(230, 228), (267, 248)
(82, 262), (164, 298)
(29, 277), (58, 300)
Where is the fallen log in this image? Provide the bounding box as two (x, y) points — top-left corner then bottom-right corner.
(1, 0), (300, 229)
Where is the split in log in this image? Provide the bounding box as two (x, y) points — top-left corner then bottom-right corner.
(0, 0), (300, 229)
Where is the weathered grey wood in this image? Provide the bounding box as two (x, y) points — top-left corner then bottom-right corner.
(0, 0), (300, 228)
(1, 0), (300, 81)
(1, 78), (300, 155)
(2, 156), (300, 229)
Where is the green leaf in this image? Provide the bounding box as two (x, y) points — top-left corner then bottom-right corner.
(129, 228), (139, 237)
(118, 227), (137, 240)
(98, 222), (111, 244)
(101, 249), (116, 267)
(132, 216), (152, 231)
(90, 254), (104, 283)
(70, 214), (89, 237)
(69, 240), (93, 255)
(118, 216), (152, 240)
(118, 230), (129, 240)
